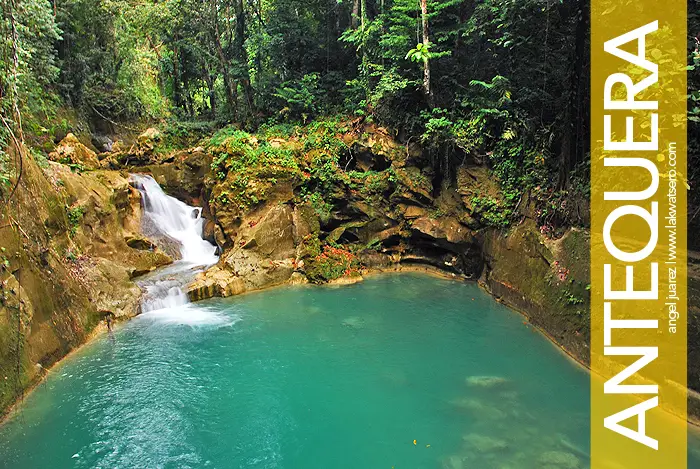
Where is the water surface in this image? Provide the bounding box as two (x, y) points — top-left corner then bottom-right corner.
(1, 274), (698, 468)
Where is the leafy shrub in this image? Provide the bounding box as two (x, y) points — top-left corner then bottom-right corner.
(274, 73), (324, 120)
(160, 120), (217, 151)
(470, 195), (511, 228)
(305, 244), (360, 284)
(299, 119), (349, 196)
(66, 204), (86, 236)
(302, 119), (348, 155)
(256, 121), (299, 139)
(208, 126), (251, 149)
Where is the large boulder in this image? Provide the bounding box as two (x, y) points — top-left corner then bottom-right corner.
(187, 266), (246, 301)
(49, 133), (100, 170)
(137, 127), (162, 150)
(189, 203), (302, 301)
(241, 204), (296, 260)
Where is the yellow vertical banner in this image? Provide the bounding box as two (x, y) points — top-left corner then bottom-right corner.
(591, 0), (687, 468)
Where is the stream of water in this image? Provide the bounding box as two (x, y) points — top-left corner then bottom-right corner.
(130, 174), (218, 312)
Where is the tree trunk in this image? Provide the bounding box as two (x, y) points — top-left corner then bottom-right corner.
(212, 0), (238, 117)
(557, 0), (586, 189)
(235, 0), (254, 114)
(172, 43), (182, 109)
(204, 63), (217, 117)
(351, 0), (359, 29)
(420, 0), (434, 108)
(182, 70), (193, 115)
(360, 0), (369, 100)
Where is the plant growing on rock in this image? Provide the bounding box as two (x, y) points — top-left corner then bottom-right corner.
(305, 244), (361, 284)
(470, 195), (511, 228)
(0, 150), (11, 191)
(66, 204), (86, 236)
(209, 130), (302, 213)
(303, 191), (333, 224)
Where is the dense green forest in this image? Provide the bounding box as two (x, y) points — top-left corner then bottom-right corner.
(0, 0), (698, 233)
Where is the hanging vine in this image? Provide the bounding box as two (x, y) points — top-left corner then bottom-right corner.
(0, 0), (25, 404)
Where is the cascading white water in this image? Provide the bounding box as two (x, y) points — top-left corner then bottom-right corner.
(131, 174), (218, 312)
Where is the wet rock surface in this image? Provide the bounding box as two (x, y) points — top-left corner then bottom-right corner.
(0, 149), (172, 414)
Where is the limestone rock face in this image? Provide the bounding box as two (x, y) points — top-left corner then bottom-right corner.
(411, 216), (475, 247)
(188, 202), (302, 302)
(481, 221), (591, 365)
(187, 266), (246, 301)
(217, 204), (298, 292)
(125, 234), (157, 251)
(0, 146), (173, 415)
(142, 148), (213, 204)
(343, 123), (403, 169)
(400, 204), (428, 220)
(49, 133), (100, 170)
(242, 204), (296, 260)
(391, 167), (433, 206)
(292, 203), (320, 241)
(137, 128), (162, 150)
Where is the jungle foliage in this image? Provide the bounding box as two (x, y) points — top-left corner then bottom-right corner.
(0, 0), (699, 231)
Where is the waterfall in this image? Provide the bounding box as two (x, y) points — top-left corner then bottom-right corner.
(131, 174), (218, 312)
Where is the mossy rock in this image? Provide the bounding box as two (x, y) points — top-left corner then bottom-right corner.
(49, 133), (100, 170)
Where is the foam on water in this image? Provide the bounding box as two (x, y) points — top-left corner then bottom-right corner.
(139, 303), (242, 328)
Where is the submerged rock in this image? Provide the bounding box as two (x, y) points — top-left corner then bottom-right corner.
(449, 397), (507, 420)
(538, 451), (580, 469)
(465, 375), (510, 389)
(441, 455), (466, 469)
(341, 316), (365, 329)
(462, 433), (509, 453)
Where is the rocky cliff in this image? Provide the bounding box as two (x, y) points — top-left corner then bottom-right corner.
(0, 138), (171, 415)
(6, 120), (700, 421)
(116, 122), (593, 369)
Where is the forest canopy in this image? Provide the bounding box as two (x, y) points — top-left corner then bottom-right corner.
(0, 0), (699, 230)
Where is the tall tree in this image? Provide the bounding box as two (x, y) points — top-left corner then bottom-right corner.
(558, 0), (587, 189)
(211, 0), (238, 116)
(420, 0), (433, 107)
